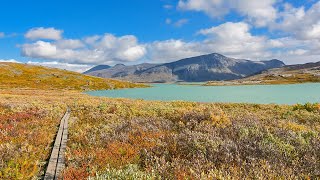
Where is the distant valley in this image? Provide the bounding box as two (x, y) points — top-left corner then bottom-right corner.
(84, 53), (285, 83)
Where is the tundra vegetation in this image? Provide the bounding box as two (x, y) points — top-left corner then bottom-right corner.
(0, 63), (319, 179)
(0, 62), (146, 90)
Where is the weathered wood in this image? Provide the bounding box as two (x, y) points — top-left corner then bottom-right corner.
(44, 108), (70, 180)
(55, 109), (69, 179)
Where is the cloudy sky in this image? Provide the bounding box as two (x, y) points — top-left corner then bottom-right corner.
(1, 0), (320, 72)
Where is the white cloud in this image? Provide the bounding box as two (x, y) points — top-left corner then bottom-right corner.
(164, 4), (173, 9)
(0, 59), (20, 63)
(20, 23), (290, 65)
(55, 39), (84, 49)
(165, 18), (172, 24)
(25, 27), (63, 40)
(27, 61), (93, 73)
(22, 41), (57, 58)
(272, 2), (320, 40)
(22, 34), (146, 65)
(84, 35), (101, 45)
(147, 39), (202, 62)
(288, 49), (308, 56)
(0, 58), (92, 73)
(19, 4), (320, 67)
(174, 19), (189, 27)
(234, 0), (277, 27)
(147, 22), (308, 63)
(197, 22), (277, 59)
(165, 18), (189, 27)
(178, 0), (277, 27)
(0, 32), (4, 38)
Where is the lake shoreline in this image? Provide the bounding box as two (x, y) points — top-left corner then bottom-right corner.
(85, 83), (320, 105)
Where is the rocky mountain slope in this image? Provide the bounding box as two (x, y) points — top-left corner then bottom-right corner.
(206, 61), (320, 86)
(85, 53), (285, 82)
(84, 65), (111, 74)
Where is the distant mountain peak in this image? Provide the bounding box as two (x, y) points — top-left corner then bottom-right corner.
(83, 65), (111, 74)
(114, 63), (126, 67)
(84, 53), (285, 83)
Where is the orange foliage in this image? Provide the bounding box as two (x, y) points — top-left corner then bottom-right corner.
(63, 166), (90, 180)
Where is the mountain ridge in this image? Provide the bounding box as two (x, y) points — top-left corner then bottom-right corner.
(205, 60), (320, 86)
(84, 53), (285, 82)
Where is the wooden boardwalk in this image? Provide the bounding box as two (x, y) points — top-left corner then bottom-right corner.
(44, 108), (70, 180)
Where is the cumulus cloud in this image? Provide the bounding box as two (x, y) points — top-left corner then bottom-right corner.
(25, 27), (63, 40)
(20, 1), (320, 67)
(178, 0), (277, 27)
(146, 39), (202, 62)
(21, 22), (289, 65)
(22, 34), (146, 65)
(0, 59), (20, 63)
(255, 1), (320, 64)
(22, 41), (57, 58)
(163, 4), (173, 9)
(197, 22), (272, 58)
(146, 22), (284, 62)
(174, 19), (189, 27)
(55, 39), (84, 49)
(27, 61), (93, 73)
(165, 18), (172, 24)
(165, 18), (189, 27)
(272, 2), (320, 40)
(0, 58), (93, 73)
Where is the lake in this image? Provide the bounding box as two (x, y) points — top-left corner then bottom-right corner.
(86, 83), (320, 104)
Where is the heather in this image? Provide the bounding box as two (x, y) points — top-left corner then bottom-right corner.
(0, 92), (65, 179)
(64, 98), (320, 179)
(0, 83), (319, 179)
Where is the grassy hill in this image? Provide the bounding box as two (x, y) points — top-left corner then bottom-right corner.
(0, 62), (146, 90)
(206, 61), (320, 86)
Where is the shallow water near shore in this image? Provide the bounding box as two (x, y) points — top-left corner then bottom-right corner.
(86, 83), (320, 104)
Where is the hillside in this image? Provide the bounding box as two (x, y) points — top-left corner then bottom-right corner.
(84, 53), (285, 82)
(0, 62), (145, 91)
(206, 61), (320, 86)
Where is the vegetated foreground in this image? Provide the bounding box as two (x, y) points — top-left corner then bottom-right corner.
(65, 99), (320, 179)
(1, 89), (319, 179)
(0, 62), (146, 91)
(0, 90), (66, 179)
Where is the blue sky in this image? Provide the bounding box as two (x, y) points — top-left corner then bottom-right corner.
(1, 0), (320, 72)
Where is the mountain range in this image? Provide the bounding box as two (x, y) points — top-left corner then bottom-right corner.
(84, 53), (285, 82)
(206, 60), (320, 86)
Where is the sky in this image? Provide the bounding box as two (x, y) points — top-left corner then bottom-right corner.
(1, 0), (320, 72)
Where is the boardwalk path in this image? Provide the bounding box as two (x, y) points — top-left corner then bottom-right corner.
(44, 108), (70, 180)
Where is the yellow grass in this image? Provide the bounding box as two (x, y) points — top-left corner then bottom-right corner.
(0, 62), (147, 91)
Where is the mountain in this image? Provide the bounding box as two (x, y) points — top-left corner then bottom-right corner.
(84, 53), (285, 82)
(0, 62), (145, 91)
(84, 65), (111, 74)
(206, 61), (320, 86)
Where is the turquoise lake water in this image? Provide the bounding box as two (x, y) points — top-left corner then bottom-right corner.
(86, 83), (320, 104)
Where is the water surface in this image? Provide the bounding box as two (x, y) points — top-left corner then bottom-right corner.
(86, 83), (320, 104)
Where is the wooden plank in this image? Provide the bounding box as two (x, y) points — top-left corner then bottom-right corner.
(44, 108), (70, 180)
(55, 108), (70, 178)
